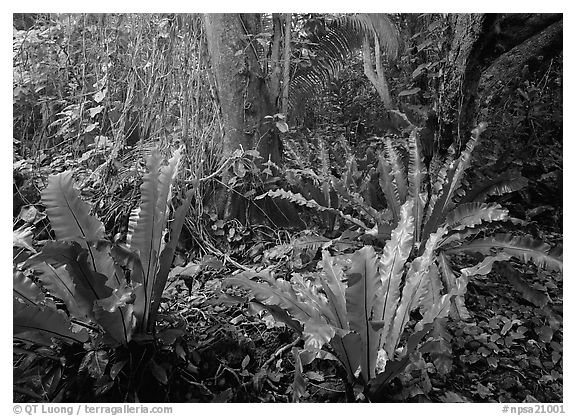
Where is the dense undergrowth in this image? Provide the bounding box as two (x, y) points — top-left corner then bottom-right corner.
(13, 13), (562, 403)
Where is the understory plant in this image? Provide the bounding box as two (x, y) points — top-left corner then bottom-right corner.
(224, 201), (462, 401)
(224, 123), (562, 401)
(13, 147), (193, 401)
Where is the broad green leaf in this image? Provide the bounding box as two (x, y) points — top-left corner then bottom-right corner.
(384, 138), (408, 205)
(25, 241), (112, 318)
(378, 154), (401, 224)
(374, 200), (414, 349)
(415, 262), (444, 315)
(424, 147), (455, 228)
(249, 301), (303, 332)
(93, 300), (135, 346)
(14, 298), (89, 346)
(319, 251), (348, 330)
(291, 348), (307, 402)
(494, 262), (550, 308)
(437, 253), (470, 320)
(330, 332), (362, 383)
(461, 172), (528, 203)
(345, 246), (381, 382)
(407, 132), (427, 240)
(224, 272), (317, 324)
(30, 262), (90, 321)
(460, 252), (512, 278)
(148, 190), (193, 331)
(444, 202), (509, 231)
(422, 124), (486, 242)
(128, 147), (182, 329)
(331, 176), (383, 224)
(257, 188), (368, 229)
(41, 171), (105, 248)
(13, 268), (45, 305)
(451, 233), (562, 271)
(369, 323), (433, 396)
(303, 318), (336, 351)
(291, 273), (335, 324)
(386, 226), (447, 358)
(13, 225), (36, 253)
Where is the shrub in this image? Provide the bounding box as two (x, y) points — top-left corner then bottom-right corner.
(13, 147), (193, 401)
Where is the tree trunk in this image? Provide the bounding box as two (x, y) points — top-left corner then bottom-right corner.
(437, 13), (498, 153)
(203, 13), (281, 164)
(280, 13), (292, 115)
(203, 14), (302, 225)
(269, 14), (283, 108)
(437, 13), (562, 154)
(478, 18), (562, 97)
(203, 13), (283, 219)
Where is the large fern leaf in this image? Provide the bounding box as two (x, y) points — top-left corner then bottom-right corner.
(437, 253), (470, 321)
(407, 131), (427, 241)
(291, 273), (335, 325)
(319, 251), (349, 330)
(444, 202), (510, 231)
(14, 298), (89, 346)
(128, 147), (182, 329)
(289, 14), (399, 110)
(257, 188), (368, 229)
(223, 270), (318, 324)
(373, 200), (414, 349)
(385, 225), (447, 358)
(460, 172), (529, 203)
(148, 189), (193, 331)
(421, 124), (486, 243)
(94, 285), (136, 345)
(41, 171), (105, 247)
(13, 268), (45, 305)
(25, 241), (113, 314)
(28, 261), (92, 321)
(450, 233), (563, 271)
(384, 137), (408, 204)
(345, 246), (381, 382)
(377, 153), (401, 224)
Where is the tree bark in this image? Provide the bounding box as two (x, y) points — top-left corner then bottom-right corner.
(280, 13), (292, 115)
(203, 13), (283, 219)
(479, 19), (562, 98)
(437, 13), (498, 152)
(203, 14), (302, 225)
(269, 14), (283, 108)
(203, 13), (281, 164)
(436, 13), (562, 154)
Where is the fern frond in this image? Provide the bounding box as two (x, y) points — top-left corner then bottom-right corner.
(345, 246), (381, 381)
(384, 137), (408, 204)
(386, 225), (448, 358)
(257, 188), (368, 229)
(14, 298), (90, 346)
(449, 233), (563, 271)
(460, 172), (529, 203)
(437, 253), (470, 320)
(41, 171), (105, 248)
(407, 131), (427, 240)
(422, 124), (486, 243)
(377, 153), (401, 224)
(444, 202), (509, 231)
(373, 200), (414, 349)
(223, 270), (319, 324)
(127, 147), (182, 329)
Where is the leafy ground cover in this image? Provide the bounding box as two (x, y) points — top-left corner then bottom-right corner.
(131, 242), (561, 403)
